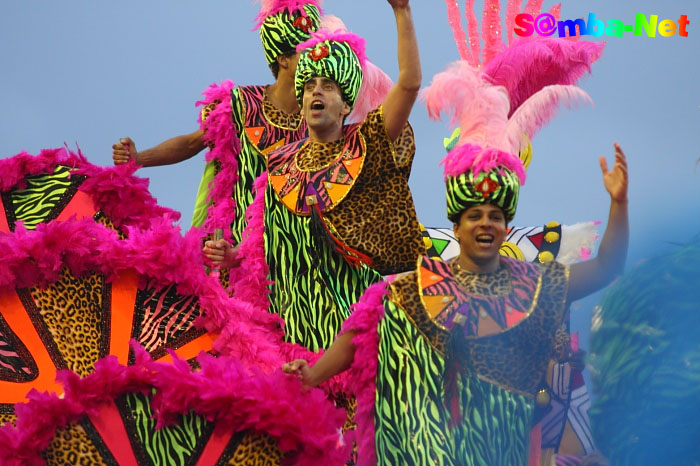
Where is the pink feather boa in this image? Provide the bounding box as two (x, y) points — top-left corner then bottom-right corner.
(0, 215), (287, 372)
(296, 29), (368, 68)
(228, 172), (274, 312)
(442, 143), (526, 184)
(196, 80), (241, 240)
(338, 282), (389, 466)
(0, 343), (348, 466)
(254, 0), (323, 29)
(0, 147), (180, 230)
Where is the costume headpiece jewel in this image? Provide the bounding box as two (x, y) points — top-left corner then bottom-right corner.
(295, 29), (367, 109)
(255, 0), (323, 65)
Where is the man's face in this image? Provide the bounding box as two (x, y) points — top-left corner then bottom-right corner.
(453, 204), (507, 268)
(301, 76), (350, 133)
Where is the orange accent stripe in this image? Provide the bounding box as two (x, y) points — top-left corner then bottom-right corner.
(109, 270), (139, 365)
(155, 332), (218, 364)
(245, 126), (264, 147)
(0, 290), (62, 403)
(0, 201), (9, 233)
(87, 400), (139, 466)
(55, 190), (97, 222)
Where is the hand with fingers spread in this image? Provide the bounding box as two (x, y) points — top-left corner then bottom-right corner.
(202, 239), (241, 269)
(600, 143), (628, 203)
(112, 137), (137, 165)
(282, 359), (314, 387)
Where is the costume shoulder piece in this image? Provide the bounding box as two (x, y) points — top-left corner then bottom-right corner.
(267, 122), (365, 215)
(237, 85), (305, 156)
(392, 256), (569, 395)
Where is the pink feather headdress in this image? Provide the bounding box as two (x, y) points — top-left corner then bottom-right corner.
(425, 0), (603, 179)
(254, 0), (323, 29)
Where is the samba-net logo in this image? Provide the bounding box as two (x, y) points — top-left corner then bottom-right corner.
(515, 13), (690, 38)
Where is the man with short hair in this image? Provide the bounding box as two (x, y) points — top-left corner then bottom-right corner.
(205, 0), (425, 353)
(113, 1), (321, 241)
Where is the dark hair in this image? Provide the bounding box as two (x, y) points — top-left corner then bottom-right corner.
(269, 50), (296, 79)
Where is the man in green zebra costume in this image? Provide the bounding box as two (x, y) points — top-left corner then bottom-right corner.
(283, 135), (630, 464)
(112, 0), (321, 242)
(207, 0), (424, 354)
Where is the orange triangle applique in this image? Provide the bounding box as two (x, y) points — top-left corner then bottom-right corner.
(423, 295), (454, 319)
(281, 186), (300, 211)
(505, 306), (526, 328)
(323, 181), (352, 205)
(343, 157), (363, 179)
(245, 127), (265, 146)
(419, 266), (444, 290)
(477, 308), (502, 337)
(261, 138), (286, 156)
(269, 174), (289, 196)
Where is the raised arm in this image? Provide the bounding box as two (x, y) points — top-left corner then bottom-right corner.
(112, 130), (206, 167)
(381, 0), (421, 142)
(282, 331), (356, 387)
(567, 143), (629, 302)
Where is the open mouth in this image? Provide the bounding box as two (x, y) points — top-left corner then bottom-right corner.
(475, 234), (494, 246)
(310, 100), (325, 111)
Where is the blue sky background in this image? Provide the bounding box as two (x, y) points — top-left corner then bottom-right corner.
(2, 0), (699, 348)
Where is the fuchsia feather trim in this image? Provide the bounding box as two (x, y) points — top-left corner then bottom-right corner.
(339, 282), (389, 466)
(229, 172), (273, 312)
(0, 147), (180, 230)
(196, 80), (241, 239)
(442, 143), (527, 184)
(0, 343), (347, 466)
(254, 0), (323, 29)
(296, 29), (368, 68)
(484, 38), (604, 117)
(0, 215), (286, 372)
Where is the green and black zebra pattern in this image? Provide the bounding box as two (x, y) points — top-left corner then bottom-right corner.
(264, 186), (381, 351)
(260, 4), (321, 65)
(446, 169), (521, 223)
(375, 299), (533, 465)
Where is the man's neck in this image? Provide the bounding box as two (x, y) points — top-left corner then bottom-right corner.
(308, 125), (344, 143)
(267, 79), (299, 114)
(454, 255), (500, 274)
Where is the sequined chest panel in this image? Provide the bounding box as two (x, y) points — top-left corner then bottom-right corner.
(238, 85), (306, 156)
(266, 124), (366, 215)
(418, 256), (541, 338)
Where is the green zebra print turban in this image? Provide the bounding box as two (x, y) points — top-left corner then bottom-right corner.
(256, 2), (322, 66)
(294, 30), (366, 109)
(443, 129), (527, 223)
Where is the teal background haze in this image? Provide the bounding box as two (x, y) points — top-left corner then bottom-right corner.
(2, 0), (699, 351)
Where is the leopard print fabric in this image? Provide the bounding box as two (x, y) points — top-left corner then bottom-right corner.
(301, 107), (425, 275)
(43, 423), (107, 466)
(27, 268), (107, 376)
(390, 258), (569, 396)
(225, 432), (282, 465)
(262, 89), (302, 130)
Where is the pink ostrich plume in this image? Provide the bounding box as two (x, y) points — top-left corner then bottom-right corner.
(441, 143), (527, 184)
(504, 83), (592, 152)
(320, 14), (393, 124)
(296, 28), (368, 67)
(253, 0), (323, 29)
(421, 60), (511, 154)
(484, 38), (604, 116)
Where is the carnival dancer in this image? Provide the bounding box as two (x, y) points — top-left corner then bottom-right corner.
(206, 0), (424, 353)
(112, 0), (321, 240)
(283, 137), (628, 465)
